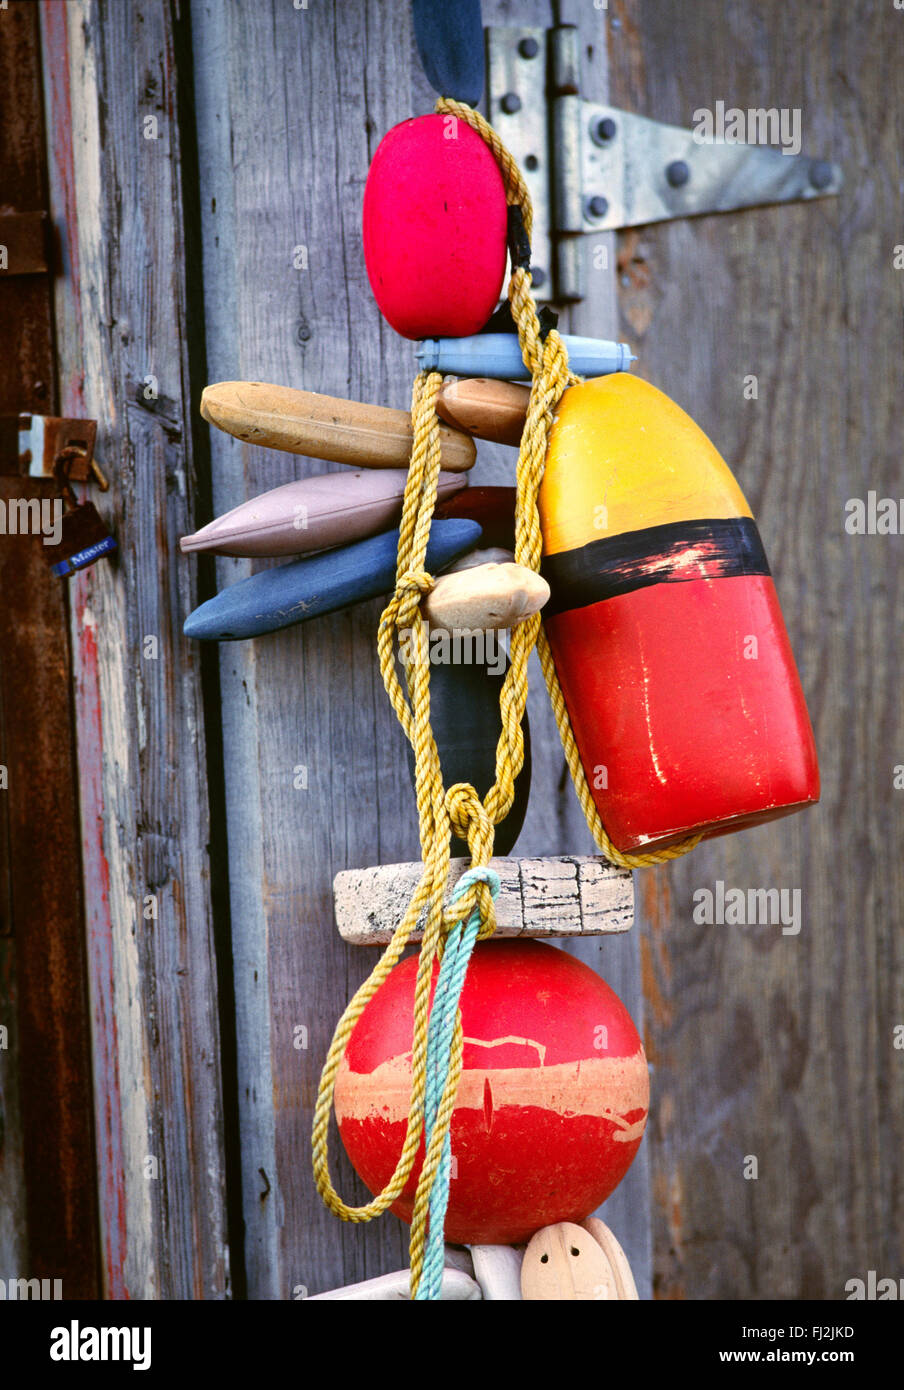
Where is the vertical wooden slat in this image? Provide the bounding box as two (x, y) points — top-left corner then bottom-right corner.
(40, 0), (229, 1299)
(0, 0), (100, 1296)
(0, 497), (102, 1298)
(191, 0), (652, 1296)
(191, 0), (416, 1299)
(553, 0), (652, 1302)
(613, 0), (904, 1298)
(466, 0), (653, 1298)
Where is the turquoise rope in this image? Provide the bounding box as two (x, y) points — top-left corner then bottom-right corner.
(414, 866), (501, 1301)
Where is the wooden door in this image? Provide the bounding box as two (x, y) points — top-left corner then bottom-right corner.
(189, 0), (649, 1298)
(612, 0), (904, 1300)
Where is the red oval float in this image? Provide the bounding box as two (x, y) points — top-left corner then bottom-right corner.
(362, 114), (508, 340)
(335, 939), (649, 1245)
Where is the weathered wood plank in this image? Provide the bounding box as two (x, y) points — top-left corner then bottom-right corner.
(0, 941), (27, 1280)
(0, 485), (100, 1297)
(192, 0), (650, 1297)
(0, 0), (99, 1296)
(613, 0), (904, 1299)
(191, 0), (419, 1300)
(550, 0), (652, 1302)
(40, 0), (229, 1298)
(334, 856), (633, 944)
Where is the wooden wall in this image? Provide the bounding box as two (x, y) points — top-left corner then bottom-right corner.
(40, 0), (230, 1298)
(189, 0), (651, 1298)
(21, 0), (901, 1300)
(613, 0), (904, 1298)
(0, 0), (99, 1297)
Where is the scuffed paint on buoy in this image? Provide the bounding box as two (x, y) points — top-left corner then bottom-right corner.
(538, 373), (820, 853)
(335, 939), (649, 1245)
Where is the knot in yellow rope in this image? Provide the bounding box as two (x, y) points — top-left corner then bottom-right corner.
(393, 567), (434, 629)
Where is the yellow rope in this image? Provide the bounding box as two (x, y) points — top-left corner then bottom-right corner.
(312, 96), (699, 1290)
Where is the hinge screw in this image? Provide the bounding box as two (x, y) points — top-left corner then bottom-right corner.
(666, 159), (691, 187)
(808, 159), (834, 191)
(518, 38), (539, 59)
(586, 195), (609, 219)
(500, 92), (522, 115)
(593, 117), (618, 144)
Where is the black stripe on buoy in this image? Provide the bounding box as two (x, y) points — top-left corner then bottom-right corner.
(542, 516), (770, 616)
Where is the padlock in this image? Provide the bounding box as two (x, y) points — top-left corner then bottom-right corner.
(46, 448), (117, 578)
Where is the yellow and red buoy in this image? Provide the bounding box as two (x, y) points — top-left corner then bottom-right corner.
(538, 373), (820, 853)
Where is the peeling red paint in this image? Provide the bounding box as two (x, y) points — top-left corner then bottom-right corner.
(73, 594), (128, 1299)
(41, 1), (128, 1298)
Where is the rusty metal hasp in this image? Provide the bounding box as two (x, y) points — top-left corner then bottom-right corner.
(0, 415), (102, 484)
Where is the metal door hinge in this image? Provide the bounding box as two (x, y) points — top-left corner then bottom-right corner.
(487, 24), (842, 304)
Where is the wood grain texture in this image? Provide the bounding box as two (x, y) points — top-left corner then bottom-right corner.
(40, 0), (229, 1298)
(334, 856), (633, 944)
(610, 0), (904, 1299)
(0, 0), (99, 1296)
(542, 0), (652, 1299)
(0, 940), (27, 1280)
(200, 381), (476, 471)
(191, 0), (652, 1297)
(0, 486), (100, 1297)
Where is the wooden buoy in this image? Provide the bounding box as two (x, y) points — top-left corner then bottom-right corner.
(332, 855), (633, 945)
(468, 1245), (524, 1301)
(581, 1217), (639, 1299)
(436, 379), (532, 447)
(539, 373), (820, 852)
(521, 1223), (617, 1301)
(200, 381), (476, 472)
(416, 334), (634, 379)
(363, 115), (507, 339)
(183, 518), (481, 641)
(442, 546), (515, 573)
(308, 1267), (481, 1301)
(434, 485), (517, 552)
(334, 939), (649, 1245)
(423, 561), (549, 632)
(404, 644), (531, 856)
(180, 469), (465, 557)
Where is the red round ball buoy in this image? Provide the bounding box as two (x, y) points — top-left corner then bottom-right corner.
(362, 114), (508, 340)
(334, 939), (649, 1245)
